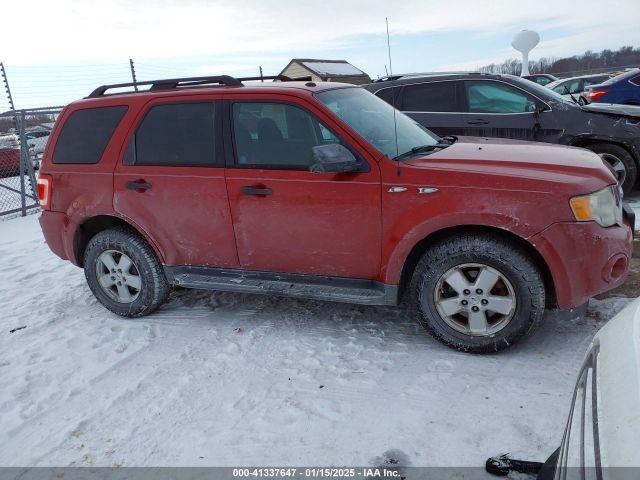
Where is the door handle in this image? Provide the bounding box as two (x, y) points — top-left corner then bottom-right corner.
(240, 185), (273, 196)
(467, 119), (490, 125)
(125, 180), (152, 192)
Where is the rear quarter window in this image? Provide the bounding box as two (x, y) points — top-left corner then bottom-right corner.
(53, 106), (127, 164)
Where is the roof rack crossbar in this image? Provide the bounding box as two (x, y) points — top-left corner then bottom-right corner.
(87, 74), (318, 98)
(88, 75), (244, 97)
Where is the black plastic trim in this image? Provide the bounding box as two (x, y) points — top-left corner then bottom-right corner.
(164, 266), (398, 306)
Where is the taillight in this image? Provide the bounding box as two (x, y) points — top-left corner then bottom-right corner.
(37, 175), (52, 210)
(586, 89), (608, 100)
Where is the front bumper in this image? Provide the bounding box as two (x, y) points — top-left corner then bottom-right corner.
(530, 221), (633, 309)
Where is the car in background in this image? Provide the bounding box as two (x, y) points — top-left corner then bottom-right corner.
(364, 72), (640, 193)
(585, 68), (640, 105)
(546, 74), (612, 105)
(486, 296), (640, 478)
(522, 73), (558, 86)
(0, 134), (21, 178)
(26, 128), (51, 169)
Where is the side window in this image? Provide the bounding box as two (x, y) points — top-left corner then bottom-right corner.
(402, 81), (458, 112)
(53, 106), (127, 164)
(131, 102), (216, 167)
(465, 81), (538, 113)
(629, 75), (640, 86)
(232, 102), (341, 169)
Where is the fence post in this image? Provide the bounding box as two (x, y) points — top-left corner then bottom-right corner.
(17, 111), (27, 216)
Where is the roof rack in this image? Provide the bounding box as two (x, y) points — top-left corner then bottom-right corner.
(87, 74), (307, 98)
(373, 71), (483, 82)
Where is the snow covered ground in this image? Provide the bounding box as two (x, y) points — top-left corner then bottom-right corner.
(0, 206), (638, 469)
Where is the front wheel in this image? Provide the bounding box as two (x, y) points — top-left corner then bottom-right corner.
(586, 143), (637, 195)
(84, 227), (170, 317)
(409, 234), (545, 353)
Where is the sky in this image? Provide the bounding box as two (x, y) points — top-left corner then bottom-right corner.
(1, 0), (639, 109)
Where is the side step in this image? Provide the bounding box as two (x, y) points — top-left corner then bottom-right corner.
(164, 266), (398, 306)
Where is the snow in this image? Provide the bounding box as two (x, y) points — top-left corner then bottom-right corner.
(0, 214), (635, 469)
(302, 61), (365, 77)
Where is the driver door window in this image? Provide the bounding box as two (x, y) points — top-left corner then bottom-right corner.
(232, 102), (339, 169)
(465, 81), (538, 113)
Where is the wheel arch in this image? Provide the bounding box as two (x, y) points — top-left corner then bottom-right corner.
(73, 214), (165, 268)
(397, 225), (557, 308)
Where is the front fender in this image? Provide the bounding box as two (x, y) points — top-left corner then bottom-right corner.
(381, 210), (542, 285)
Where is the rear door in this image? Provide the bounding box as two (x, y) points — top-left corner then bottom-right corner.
(113, 97), (239, 268)
(398, 80), (465, 136)
(461, 79), (542, 140)
(223, 94), (382, 279)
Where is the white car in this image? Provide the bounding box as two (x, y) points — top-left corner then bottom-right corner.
(546, 74), (613, 105)
(487, 296), (640, 478)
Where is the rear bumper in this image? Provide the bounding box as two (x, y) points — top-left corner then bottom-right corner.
(39, 210), (75, 264)
(530, 221), (633, 309)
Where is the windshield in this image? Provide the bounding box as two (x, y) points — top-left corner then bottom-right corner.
(315, 87), (439, 159)
(506, 75), (577, 106)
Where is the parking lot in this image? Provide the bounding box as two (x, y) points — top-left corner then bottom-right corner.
(0, 195), (638, 468)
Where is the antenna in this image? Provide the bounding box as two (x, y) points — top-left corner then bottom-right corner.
(386, 17), (400, 176)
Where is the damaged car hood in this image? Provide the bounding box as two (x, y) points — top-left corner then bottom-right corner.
(580, 103), (640, 119)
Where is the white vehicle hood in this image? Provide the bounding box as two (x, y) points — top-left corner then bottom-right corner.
(594, 296), (640, 468)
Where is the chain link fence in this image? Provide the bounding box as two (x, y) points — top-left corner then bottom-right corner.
(0, 107), (62, 218)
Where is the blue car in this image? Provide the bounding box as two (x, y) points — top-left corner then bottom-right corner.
(585, 68), (640, 105)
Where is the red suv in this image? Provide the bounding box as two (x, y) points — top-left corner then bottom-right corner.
(37, 75), (634, 352)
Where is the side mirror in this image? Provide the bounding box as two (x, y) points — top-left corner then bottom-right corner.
(309, 144), (361, 173)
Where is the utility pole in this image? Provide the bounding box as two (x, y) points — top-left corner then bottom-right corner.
(129, 58), (138, 91)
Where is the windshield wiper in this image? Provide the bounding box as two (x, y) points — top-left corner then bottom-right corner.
(393, 141), (453, 161)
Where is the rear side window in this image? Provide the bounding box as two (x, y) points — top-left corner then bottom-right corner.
(132, 102), (216, 167)
(53, 106), (127, 164)
(402, 81), (458, 112)
(630, 75), (640, 86)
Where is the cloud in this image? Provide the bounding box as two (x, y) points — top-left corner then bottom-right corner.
(2, 0), (638, 66)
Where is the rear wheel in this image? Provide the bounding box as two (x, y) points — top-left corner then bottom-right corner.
(84, 227), (169, 317)
(409, 234), (545, 353)
(586, 143), (637, 194)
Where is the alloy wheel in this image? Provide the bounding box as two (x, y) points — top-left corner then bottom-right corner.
(434, 263), (517, 336)
(95, 250), (142, 303)
(598, 152), (627, 187)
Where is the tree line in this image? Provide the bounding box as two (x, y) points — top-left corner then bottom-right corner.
(478, 45), (640, 76)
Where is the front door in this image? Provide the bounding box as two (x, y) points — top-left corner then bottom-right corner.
(461, 79), (543, 141)
(223, 97), (382, 279)
(113, 98), (239, 268)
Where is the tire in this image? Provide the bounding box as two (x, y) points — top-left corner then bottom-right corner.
(408, 234), (545, 353)
(84, 227), (169, 317)
(586, 143), (638, 194)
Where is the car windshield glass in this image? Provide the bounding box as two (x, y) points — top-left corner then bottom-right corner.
(315, 87), (439, 159)
(507, 75), (577, 105)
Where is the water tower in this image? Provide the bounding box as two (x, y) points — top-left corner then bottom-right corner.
(511, 30), (540, 76)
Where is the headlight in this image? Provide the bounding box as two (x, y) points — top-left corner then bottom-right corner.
(570, 186), (623, 227)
